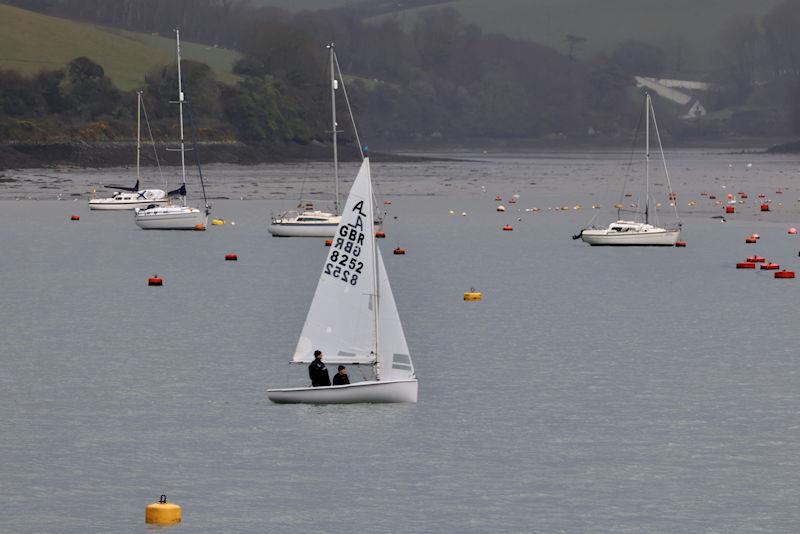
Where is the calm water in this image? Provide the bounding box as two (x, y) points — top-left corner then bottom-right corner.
(1, 152), (800, 532)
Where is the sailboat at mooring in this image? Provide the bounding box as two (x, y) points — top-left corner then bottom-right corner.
(267, 156), (418, 404)
(576, 92), (681, 246)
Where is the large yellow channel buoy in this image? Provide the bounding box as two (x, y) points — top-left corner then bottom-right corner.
(463, 289), (482, 301)
(146, 495), (182, 526)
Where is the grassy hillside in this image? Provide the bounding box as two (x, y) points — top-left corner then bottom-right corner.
(372, 0), (783, 74)
(0, 2), (241, 90)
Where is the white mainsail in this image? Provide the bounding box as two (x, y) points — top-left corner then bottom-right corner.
(293, 158), (379, 366)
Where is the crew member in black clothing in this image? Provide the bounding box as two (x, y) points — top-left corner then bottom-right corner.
(332, 365), (350, 385)
(308, 350), (330, 387)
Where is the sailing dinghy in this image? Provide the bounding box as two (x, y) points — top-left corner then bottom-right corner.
(267, 157), (418, 404)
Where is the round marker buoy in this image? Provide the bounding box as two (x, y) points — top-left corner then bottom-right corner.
(375, 231), (386, 238)
(675, 241), (686, 247)
(775, 270), (795, 279)
(761, 203), (770, 212)
(746, 255), (765, 263)
(148, 275), (163, 286)
(736, 262), (756, 269)
(463, 290), (482, 301)
(502, 225), (513, 231)
(70, 215), (80, 221)
(761, 263), (780, 270)
(789, 227), (797, 235)
(225, 253), (238, 261)
(145, 495), (181, 526)
(726, 205), (735, 214)
(324, 239), (332, 247)
(194, 224), (206, 231)
(211, 219), (224, 226)
(393, 247), (406, 255)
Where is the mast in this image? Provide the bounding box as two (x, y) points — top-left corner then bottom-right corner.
(328, 43), (340, 215)
(645, 92), (650, 224)
(367, 156), (381, 380)
(176, 28), (187, 207)
(136, 91), (141, 184)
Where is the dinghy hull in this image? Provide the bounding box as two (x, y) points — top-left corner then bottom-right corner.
(268, 222), (339, 237)
(268, 379), (418, 404)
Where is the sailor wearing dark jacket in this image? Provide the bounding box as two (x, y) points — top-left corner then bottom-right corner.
(332, 365), (350, 386)
(308, 350), (331, 387)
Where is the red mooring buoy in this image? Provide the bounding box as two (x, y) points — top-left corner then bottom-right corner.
(324, 239), (332, 247)
(746, 255), (765, 263)
(775, 270), (795, 279)
(194, 224), (206, 231)
(148, 275), (163, 286)
(675, 241), (686, 247)
(745, 237), (757, 244)
(761, 204), (770, 212)
(502, 225), (514, 231)
(375, 231), (386, 238)
(736, 262), (756, 269)
(393, 247), (406, 255)
(70, 215), (80, 221)
(761, 263), (780, 270)
(726, 206), (735, 214)
(225, 253), (238, 261)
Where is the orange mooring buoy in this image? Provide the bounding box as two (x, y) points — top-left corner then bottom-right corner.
(148, 275), (163, 286)
(194, 224), (206, 231)
(225, 253), (238, 261)
(675, 241), (686, 247)
(761, 263), (780, 270)
(324, 239), (332, 246)
(70, 215), (80, 221)
(375, 231), (386, 238)
(393, 247), (406, 255)
(502, 225), (513, 231)
(789, 228), (798, 235)
(775, 270), (795, 279)
(736, 262), (756, 269)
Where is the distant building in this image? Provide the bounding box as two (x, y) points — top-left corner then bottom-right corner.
(635, 76), (712, 119)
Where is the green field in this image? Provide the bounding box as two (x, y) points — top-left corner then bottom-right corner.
(373, 0), (783, 74)
(0, 2), (241, 90)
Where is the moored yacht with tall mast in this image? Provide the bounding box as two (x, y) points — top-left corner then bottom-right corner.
(89, 91), (168, 210)
(576, 93), (681, 246)
(268, 43), (346, 237)
(134, 29), (210, 230)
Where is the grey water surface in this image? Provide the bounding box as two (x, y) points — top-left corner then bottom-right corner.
(1, 151), (800, 533)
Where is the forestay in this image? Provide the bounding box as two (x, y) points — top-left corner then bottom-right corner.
(293, 158), (379, 365)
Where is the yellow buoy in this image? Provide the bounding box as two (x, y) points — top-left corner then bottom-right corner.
(146, 495), (181, 526)
(211, 219), (225, 225)
(463, 289), (482, 301)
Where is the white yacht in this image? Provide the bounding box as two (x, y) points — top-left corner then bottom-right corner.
(577, 93), (681, 246)
(268, 209), (341, 237)
(269, 43), (348, 238)
(134, 29), (210, 230)
(89, 92), (168, 211)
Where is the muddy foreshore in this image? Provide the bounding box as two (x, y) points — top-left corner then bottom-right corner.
(0, 141), (448, 170)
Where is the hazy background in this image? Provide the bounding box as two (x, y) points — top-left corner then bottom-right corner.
(3, 0), (800, 168)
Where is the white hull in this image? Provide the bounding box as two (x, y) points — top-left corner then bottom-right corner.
(581, 228), (680, 246)
(268, 379), (418, 404)
(89, 199), (167, 210)
(134, 208), (207, 229)
(268, 223), (338, 237)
